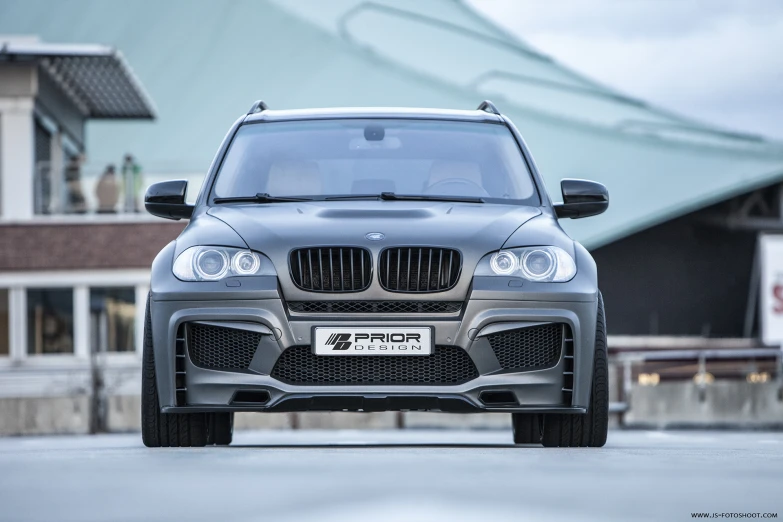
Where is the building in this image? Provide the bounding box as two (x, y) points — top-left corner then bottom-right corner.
(1, 0), (782, 433)
(0, 39), (186, 433)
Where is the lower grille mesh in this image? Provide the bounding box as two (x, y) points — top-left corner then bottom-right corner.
(288, 301), (462, 314)
(271, 346), (478, 385)
(487, 323), (563, 371)
(188, 324), (261, 370)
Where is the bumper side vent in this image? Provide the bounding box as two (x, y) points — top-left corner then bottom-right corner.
(289, 247), (372, 292)
(187, 323), (261, 370)
(379, 247), (461, 293)
(487, 323), (563, 371)
(562, 325), (575, 405)
(175, 324), (187, 406)
(479, 390), (517, 405)
(231, 390), (270, 405)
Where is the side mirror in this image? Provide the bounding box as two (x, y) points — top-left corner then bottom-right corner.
(554, 178), (608, 219)
(144, 180), (194, 220)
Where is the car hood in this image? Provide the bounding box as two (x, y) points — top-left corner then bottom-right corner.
(208, 201), (539, 253)
(207, 201), (541, 299)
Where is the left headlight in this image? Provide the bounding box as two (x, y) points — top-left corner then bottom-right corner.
(172, 246), (276, 281)
(475, 246), (576, 282)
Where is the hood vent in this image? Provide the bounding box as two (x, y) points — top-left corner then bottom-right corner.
(289, 247), (372, 292)
(379, 247), (461, 293)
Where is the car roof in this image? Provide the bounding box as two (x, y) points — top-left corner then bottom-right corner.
(243, 107), (504, 124)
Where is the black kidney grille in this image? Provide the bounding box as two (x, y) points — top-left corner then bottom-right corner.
(379, 247), (461, 293)
(290, 247), (372, 292)
(287, 301), (462, 314)
(487, 323), (563, 371)
(271, 346), (478, 385)
(187, 323), (261, 370)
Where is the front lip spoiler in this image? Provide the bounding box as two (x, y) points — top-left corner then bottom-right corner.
(162, 393), (586, 414)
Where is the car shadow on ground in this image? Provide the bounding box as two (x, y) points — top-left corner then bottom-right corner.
(225, 443), (531, 449)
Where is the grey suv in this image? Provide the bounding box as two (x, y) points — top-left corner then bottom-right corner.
(142, 100), (609, 448)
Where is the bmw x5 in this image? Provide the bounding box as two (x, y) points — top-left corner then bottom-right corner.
(141, 100), (610, 448)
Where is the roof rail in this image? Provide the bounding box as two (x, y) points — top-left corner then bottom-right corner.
(477, 100), (500, 115)
(247, 100), (270, 115)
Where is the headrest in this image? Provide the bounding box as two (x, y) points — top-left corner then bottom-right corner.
(351, 179), (396, 194)
(427, 160), (482, 187)
(266, 160), (322, 196)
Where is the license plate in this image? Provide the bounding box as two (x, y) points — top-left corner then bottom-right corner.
(313, 327), (433, 356)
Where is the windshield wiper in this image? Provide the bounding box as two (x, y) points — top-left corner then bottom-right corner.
(379, 192), (484, 203)
(323, 194), (383, 201)
(325, 192), (484, 203)
(213, 193), (314, 204)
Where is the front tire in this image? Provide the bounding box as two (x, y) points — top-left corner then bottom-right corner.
(209, 413), (234, 445)
(141, 295), (208, 448)
(512, 414), (541, 444)
(541, 292), (609, 448)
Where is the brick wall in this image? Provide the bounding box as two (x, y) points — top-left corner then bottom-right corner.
(0, 222), (185, 270)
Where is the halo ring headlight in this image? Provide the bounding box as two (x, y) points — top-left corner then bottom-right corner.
(476, 246), (576, 282)
(232, 251), (261, 275)
(520, 249), (556, 281)
(490, 251), (518, 275)
(194, 249), (229, 280)
(173, 246), (274, 281)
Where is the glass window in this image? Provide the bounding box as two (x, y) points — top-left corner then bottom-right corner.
(90, 288), (136, 353)
(27, 289), (74, 355)
(212, 119), (538, 204)
(0, 289), (9, 356)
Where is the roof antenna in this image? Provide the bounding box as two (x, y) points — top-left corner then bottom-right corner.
(477, 100), (500, 115)
(247, 100), (270, 115)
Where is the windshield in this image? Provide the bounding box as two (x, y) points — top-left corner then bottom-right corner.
(211, 119), (539, 204)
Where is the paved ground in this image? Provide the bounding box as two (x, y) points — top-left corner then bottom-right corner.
(0, 429), (780, 522)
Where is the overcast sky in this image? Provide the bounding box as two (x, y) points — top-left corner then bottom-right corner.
(468, 0), (783, 140)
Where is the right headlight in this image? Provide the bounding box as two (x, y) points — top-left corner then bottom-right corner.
(475, 246), (576, 282)
(173, 246), (276, 281)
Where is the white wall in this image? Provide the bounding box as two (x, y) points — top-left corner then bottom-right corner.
(0, 97), (35, 220)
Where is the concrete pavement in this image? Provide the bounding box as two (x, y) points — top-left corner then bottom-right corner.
(0, 429), (780, 522)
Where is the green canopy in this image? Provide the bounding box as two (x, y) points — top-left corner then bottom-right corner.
(3, 0), (782, 247)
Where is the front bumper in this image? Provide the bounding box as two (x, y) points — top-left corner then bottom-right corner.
(150, 274), (598, 414)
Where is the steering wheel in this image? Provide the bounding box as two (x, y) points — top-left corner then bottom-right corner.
(424, 178), (490, 197)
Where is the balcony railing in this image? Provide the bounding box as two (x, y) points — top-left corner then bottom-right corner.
(33, 161), (203, 217)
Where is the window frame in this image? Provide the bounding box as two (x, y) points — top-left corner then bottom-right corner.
(0, 288), (9, 358)
(0, 270), (149, 368)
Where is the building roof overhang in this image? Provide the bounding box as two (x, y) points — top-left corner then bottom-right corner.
(0, 41), (155, 120)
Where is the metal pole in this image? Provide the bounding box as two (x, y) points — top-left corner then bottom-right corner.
(88, 311), (108, 434)
(698, 353), (707, 403)
(777, 348), (783, 401)
(623, 359), (632, 421)
(743, 233), (761, 338)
